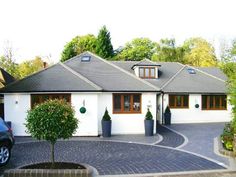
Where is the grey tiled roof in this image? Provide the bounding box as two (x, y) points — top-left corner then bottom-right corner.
(64, 52), (159, 92)
(162, 66), (226, 93)
(112, 61), (227, 94)
(0, 63), (102, 93)
(0, 51), (227, 94)
(196, 67), (227, 81)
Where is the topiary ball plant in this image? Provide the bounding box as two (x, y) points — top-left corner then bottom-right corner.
(145, 108), (153, 120)
(25, 99), (78, 168)
(102, 108), (111, 121)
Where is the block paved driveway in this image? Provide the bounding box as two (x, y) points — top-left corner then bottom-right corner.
(0, 123), (229, 175)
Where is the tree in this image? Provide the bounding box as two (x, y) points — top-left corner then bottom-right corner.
(25, 99), (78, 167)
(95, 26), (114, 59)
(182, 37), (217, 67)
(116, 38), (157, 61)
(152, 38), (185, 63)
(18, 56), (44, 79)
(0, 43), (19, 78)
(219, 39), (236, 78)
(61, 34), (97, 62)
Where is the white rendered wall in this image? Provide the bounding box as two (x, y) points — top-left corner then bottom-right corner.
(71, 93), (98, 136)
(98, 93), (157, 134)
(163, 94), (232, 123)
(4, 94), (30, 136)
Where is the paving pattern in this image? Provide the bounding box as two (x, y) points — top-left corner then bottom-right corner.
(156, 125), (185, 148)
(1, 140), (225, 175)
(168, 123), (229, 166)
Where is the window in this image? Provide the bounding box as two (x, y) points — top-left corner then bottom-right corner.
(187, 68), (196, 74)
(139, 67), (156, 79)
(113, 94), (141, 113)
(169, 95), (189, 108)
(81, 56), (91, 62)
(202, 95), (227, 110)
(31, 94), (71, 108)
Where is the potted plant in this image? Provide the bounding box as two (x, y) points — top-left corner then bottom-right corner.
(101, 108), (112, 137)
(164, 106), (171, 125)
(144, 108), (154, 136)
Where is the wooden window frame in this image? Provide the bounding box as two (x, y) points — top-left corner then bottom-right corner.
(169, 95), (189, 109)
(113, 94), (142, 114)
(139, 67), (156, 79)
(31, 94), (71, 108)
(201, 95), (227, 110)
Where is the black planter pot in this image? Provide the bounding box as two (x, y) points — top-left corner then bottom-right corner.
(102, 120), (112, 137)
(144, 119), (154, 136)
(164, 113), (171, 125)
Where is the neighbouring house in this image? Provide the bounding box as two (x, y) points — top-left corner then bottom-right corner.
(0, 67), (16, 119)
(0, 52), (232, 136)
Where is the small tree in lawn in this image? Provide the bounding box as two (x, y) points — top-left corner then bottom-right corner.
(25, 99), (78, 167)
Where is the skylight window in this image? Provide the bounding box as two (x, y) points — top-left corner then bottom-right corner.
(81, 56), (91, 62)
(187, 68), (196, 74)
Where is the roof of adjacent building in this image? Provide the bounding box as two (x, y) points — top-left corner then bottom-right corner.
(0, 68), (15, 88)
(0, 51), (227, 94)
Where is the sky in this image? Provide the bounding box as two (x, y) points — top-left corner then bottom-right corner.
(0, 0), (235, 63)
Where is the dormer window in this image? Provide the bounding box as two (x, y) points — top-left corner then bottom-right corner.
(139, 67), (156, 79)
(131, 59), (161, 79)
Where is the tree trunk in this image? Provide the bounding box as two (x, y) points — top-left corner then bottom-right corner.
(50, 142), (55, 168)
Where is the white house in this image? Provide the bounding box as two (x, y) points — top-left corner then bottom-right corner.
(0, 52), (232, 136)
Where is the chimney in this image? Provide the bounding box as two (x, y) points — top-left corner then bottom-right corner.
(43, 62), (48, 69)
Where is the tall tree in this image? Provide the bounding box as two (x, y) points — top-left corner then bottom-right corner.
(18, 56), (44, 79)
(219, 39), (236, 78)
(61, 34), (97, 62)
(152, 38), (184, 63)
(95, 26), (114, 59)
(0, 43), (19, 78)
(116, 38), (157, 61)
(182, 37), (217, 67)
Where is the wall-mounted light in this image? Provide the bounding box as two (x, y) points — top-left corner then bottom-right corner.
(147, 100), (152, 108)
(15, 95), (19, 105)
(80, 99), (86, 114)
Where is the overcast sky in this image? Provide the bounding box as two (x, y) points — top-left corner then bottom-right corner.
(0, 0), (235, 63)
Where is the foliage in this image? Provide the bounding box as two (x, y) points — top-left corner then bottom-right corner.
(0, 56), (19, 79)
(102, 108), (111, 121)
(164, 106), (171, 114)
(61, 34), (97, 62)
(145, 108), (153, 120)
(219, 39), (236, 79)
(152, 38), (185, 63)
(182, 37), (217, 67)
(96, 26), (114, 59)
(116, 38), (157, 61)
(25, 99), (78, 166)
(18, 56), (44, 79)
(221, 123), (234, 151)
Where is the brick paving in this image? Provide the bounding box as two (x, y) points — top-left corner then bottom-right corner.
(168, 123), (229, 166)
(1, 140), (225, 175)
(156, 125), (185, 148)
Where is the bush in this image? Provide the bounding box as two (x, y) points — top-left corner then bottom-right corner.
(102, 108), (111, 121)
(221, 122), (234, 151)
(164, 106), (171, 114)
(145, 108), (153, 120)
(25, 99), (78, 166)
